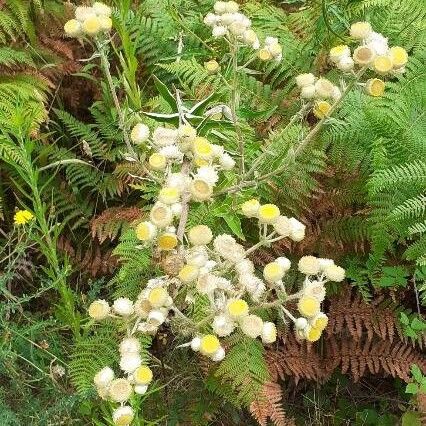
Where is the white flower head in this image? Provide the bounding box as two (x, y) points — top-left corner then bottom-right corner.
(213, 314), (236, 337)
(303, 280), (326, 302)
(219, 152), (236, 170)
(119, 337), (141, 355)
(240, 314), (264, 338)
(94, 366), (114, 388)
(261, 321), (277, 344)
(153, 127), (178, 147)
(194, 166), (219, 186)
(211, 346), (225, 362)
(212, 25), (228, 38)
(185, 246), (209, 268)
(130, 123), (150, 144)
(296, 73), (316, 88)
(159, 144), (184, 161)
(113, 298), (134, 316)
(191, 336), (201, 351)
(298, 256), (321, 275)
(235, 259), (255, 275)
(120, 353), (142, 373)
(204, 12), (219, 27)
(300, 85), (316, 99)
(112, 406), (134, 426)
(289, 217), (306, 241)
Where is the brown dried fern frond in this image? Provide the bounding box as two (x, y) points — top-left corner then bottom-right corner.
(57, 236), (117, 277)
(266, 334), (326, 384)
(250, 381), (295, 426)
(91, 207), (143, 243)
(325, 335), (426, 383)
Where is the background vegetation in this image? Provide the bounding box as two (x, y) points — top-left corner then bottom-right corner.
(0, 0), (425, 424)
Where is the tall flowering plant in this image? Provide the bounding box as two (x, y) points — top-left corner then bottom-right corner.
(64, 2), (409, 424)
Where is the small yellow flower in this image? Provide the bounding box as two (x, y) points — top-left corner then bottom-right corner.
(193, 157), (209, 167)
(227, 299), (249, 319)
(99, 16), (112, 31)
(178, 264), (199, 283)
(200, 334), (220, 356)
(305, 326), (322, 342)
(192, 137), (214, 160)
(390, 46), (408, 69)
(135, 221), (157, 241)
(188, 225), (213, 246)
(297, 296), (320, 317)
(157, 233), (178, 251)
(133, 365), (153, 385)
(204, 59), (220, 74)
(349, 21), (372, 40)
(263, 262), (285, 283)
(14, 210), (34, 225)
(158, 187), (180, 205)
(241, 199), (260, 218)
(365, 78), (385, 97)
(373, 55), (393, 75)
(190, 178), (213, 202)
(258, 204), (280, 224)
(258, 48), (272, 61)
(329, 45), (350, 63)
(82, 16), (101, 36)
(148, 287), (168, 308)
(310, 313), (328, 331)
(148, 153), (167, 170)
(313, 101), (332, 119)
(88, 299), (110, 320)
(113, 406), (134, 426)
(64, 19), (81, 37)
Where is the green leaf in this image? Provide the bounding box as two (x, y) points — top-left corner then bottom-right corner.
(400, 312), (410, 325)
(405, 383), (419, 394)
(222, 214), (245, 240)
(410, 317), (426, 331)
(153, 75), (177, 111)
(378, 266), (408, 287)
(410, 364), (423, 382)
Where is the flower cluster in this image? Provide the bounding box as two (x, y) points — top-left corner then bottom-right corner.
(295, 73), (341, 119)
(294, 256), (344, 342)
(329, 21), (409, 97)
(203, 1), (282, 62)
(64, 2), (112, 37)
(132, 122), (235, 250)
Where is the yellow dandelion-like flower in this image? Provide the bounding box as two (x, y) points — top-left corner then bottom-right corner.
(192, 137), (214, 160)
(64, 19), (81, 37)
(258, 48), (272, 61)
(135, 221), (157, 241)
(113, 406), (134, 426)
(14, 210), (34, 225)
(88, 299), (110, 320)
(178, 264), (199, 283)
(305, 326), (322, 342)
(310, 313), (328, 331)
(373, 55), (393, 75)
(148, 153), (167, 170)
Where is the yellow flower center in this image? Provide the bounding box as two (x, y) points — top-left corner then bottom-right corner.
(390, 46), (408, 68)
(115, 414), (133, 426)
(134, 366), (153, 385)
(258, 48), (272, 61)
(312, 316), (328, 331)
(193, 137), (213, 158)
(306, 326), (322, 342)
(258, 204), (280, 222)
(313, 101), (332, 119)
(227, 299), (249, 318)
(330, 45), (347, 56)
(148, 287), (168, 307)
(14, 210), (34, 225)
(83, 16), (101, 35)
(136, 222), (153, 241)
(367, 78), (385, 97)
(178, 264), (199, 282)
(373, 55), (393, 74)
(200, 335), (220, 355)
(149, 153), (166, 170)
(298, 296), (320, 317)
(158, 233), (178, 250)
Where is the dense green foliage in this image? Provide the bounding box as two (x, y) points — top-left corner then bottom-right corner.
(0, 0), (425, 425)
